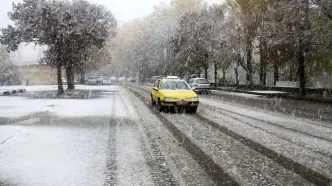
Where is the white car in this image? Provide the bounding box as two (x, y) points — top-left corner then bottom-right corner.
(87, 77), (98, 85)
(62, 78), (67, 84)
(188, 78), (211, 94)
(118, 77), (126, 82)
(102, 78), (112, 85)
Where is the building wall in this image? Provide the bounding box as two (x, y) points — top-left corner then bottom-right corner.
(19, 64), (64, 85)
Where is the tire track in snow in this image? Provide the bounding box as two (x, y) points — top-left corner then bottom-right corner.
(126, 86), (239, 186)
(206, 91), (332, 123)
(137, 84), (332, 128)
(104, 94), (117, 186)
(194, 114), (332, 185)
(130, 85), (332, 186)
(200, 100), (332, 143)
(121, 88), (215, 186)
(118, 92), (178, 186)
(200, 104), (332, 159)
(0, 135), (15, 145)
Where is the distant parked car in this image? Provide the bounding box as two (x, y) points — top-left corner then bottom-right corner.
(96, 76), (103, 85)
(87, 76), (98, 85)
(102, 77), (112, 85)
(188, 78), (211, 94)
(118, 77), (126, 82)
(151, 76), (161, 84)
(126, 77), (136, 82)
(110, 77), (117, 82)
(62, 78), (67, 84)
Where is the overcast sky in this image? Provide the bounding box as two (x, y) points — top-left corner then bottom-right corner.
(1, 0), (221, 65)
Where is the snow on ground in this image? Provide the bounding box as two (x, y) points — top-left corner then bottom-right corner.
(0, 85), (117, 92)
(0, 85), (59, 92)
(122, 88), (215, 186)
(249, 90), (289, 94)
(0, 96), (114, 118)
(0, 120), (110, 186)
(0, 85), (120, 186)
(199, 98), (332, 142)
(162, 113), (314, 185)
(0, 85), (158, 186)
(198, 106), (332, 180)
(211, 90), (262, 98)
(0, 85), (118, 118)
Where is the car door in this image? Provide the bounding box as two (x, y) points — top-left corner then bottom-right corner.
(151, 80), (160, 101)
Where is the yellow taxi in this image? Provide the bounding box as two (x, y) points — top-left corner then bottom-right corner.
(151, 76), (199, 113)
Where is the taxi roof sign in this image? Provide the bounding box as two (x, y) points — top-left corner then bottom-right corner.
(166, 76), (180, 79)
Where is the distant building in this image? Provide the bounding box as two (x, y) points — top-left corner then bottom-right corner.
(19, 64), (65, 85)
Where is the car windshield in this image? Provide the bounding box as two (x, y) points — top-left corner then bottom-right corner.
(160, 81), (190, 90)
(1, 0), (332, 185)
(196, 79), (209, 84)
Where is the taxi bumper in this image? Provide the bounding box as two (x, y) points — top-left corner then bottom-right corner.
(160, 100), (199, 107)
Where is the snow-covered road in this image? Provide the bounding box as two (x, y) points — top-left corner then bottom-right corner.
(1, 85), (332, 185)
(132, 84), (332, 185)
(0, 85), (212, 186)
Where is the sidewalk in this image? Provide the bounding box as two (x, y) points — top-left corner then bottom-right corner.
(213, 87), (332, 104)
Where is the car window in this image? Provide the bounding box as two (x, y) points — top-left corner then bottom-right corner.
(196, 79), (209, 84)
(157, 80), (161, 88)
(160, 81), (190, 90)
(153, 80), (159, 88)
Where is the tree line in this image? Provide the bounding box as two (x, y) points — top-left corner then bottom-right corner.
(112, 0), (332, 95)
(0, 0), (117, 94)
(0, 45), (20, 85)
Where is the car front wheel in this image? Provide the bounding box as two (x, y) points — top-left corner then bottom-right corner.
(157, 99), (164, 112)
(151, 95), (156, 106)
(187, 106), (198, 114)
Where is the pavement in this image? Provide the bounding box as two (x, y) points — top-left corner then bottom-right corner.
(207, 90), (332, 122)
(212, 86), (332, 104)
(0, 85), (331, 186)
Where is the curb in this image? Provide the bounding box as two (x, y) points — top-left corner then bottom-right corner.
(1, 89), (26, 96)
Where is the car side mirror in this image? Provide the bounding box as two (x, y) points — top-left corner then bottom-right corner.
(153, 87), (159, 91)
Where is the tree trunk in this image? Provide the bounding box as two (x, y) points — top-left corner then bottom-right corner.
(80, 68), (86, 84)
(246, 35), (253, 85)
(66, 66), (75, 90)
(214, 61), (218, 87)
(222, 68), (226, 83)
(296, 0), (310, 96)
(55, 41), (64, 95)
(259, 60), (266, 86)
(204, 66), (208, 80)
(259, 39), (266, 86)
(57, 64), (64, 95)
(289, 62), (294, 81)
(297, 39), (306, 95)
(234, 67), (239, 86)
(273, 62), (279, 86)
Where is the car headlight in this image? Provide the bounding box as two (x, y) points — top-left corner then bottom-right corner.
(186, 97), (199, 102)
(164, 97), (174, 102)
